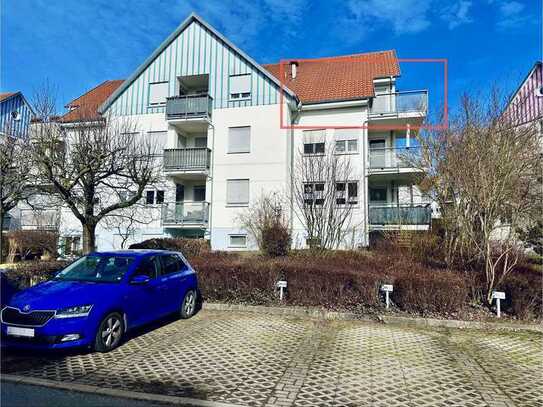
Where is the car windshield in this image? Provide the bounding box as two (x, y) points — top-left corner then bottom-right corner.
(55, 255), (135, 283)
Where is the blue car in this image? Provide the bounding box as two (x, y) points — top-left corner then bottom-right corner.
(1, 250), (200, 352)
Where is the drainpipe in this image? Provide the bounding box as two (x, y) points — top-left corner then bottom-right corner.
(290, 100), (302, 234)
(207, 120), (215, 245)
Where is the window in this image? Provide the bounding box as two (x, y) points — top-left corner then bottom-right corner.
(146, 190), (155, 205)
(229, 74), (251, 100)
(194, 137), (207, 148)
(133, 257), (159, 279)
(148, 82), (169, 106)
(156, 190), (165, 204)
(227, 179), (249, 205)
(303, 129), (326, 155)
(228, 126), (251, 153)
(229, 235), (247, 247)
(193, 186), (206, 202)
(160, 255), (181, 275)
(336, 182), (358, 205)
(335, 129), (358, 154)
(64, 236), (81, 256)
(369, 187), (387, 202)
(304, 182), (325, 206)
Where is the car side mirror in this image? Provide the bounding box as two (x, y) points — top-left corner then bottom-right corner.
(130, 275), (150, 285)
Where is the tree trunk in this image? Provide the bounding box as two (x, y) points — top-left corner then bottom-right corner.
(82, 222), (97, 254)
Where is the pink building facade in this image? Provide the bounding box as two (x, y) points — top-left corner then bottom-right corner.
(504, 62), (542, 126)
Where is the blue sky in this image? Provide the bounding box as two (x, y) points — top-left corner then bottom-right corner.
(2, 0), (541, 121)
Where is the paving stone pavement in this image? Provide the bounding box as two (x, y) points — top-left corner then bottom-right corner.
(1, 310), (542, 407)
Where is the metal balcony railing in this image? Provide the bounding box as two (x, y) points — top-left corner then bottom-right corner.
(163, 148), (211, 172)
(162, 202), (210, 226)
(369, 90), (428, 115)
(166, 94), (213, 120)
(19, 209), (60, 230)
(369, 205), (431, 225)
(369, 147), (420, 169)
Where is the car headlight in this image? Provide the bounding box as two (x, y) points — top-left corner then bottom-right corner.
(55, 305), (93, 318)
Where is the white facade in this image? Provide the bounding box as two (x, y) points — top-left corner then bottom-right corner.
(22, 14), (429, 254)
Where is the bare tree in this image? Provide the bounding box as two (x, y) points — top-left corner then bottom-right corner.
(292, 142), (359, 250)
(0, 122), (34, 262)
(412, 92), (542, 303)
(103, 200), (160, 249)
(31, 89), (160, 254)
(235, 191), (289, 250)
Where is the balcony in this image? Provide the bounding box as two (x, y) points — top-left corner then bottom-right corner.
(369, 147), (420, 174)
(19, 209), (60, 231)
(369, 90), (428, 117)
(161, 202), (209, 227)
(166, 94), (212, 131)
(369, 205), (431, 227)
(163, 148), (211, 176)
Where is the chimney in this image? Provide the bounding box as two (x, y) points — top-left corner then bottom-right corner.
(290, 61), (299, 79)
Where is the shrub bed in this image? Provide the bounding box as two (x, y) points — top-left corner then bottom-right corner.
(129, 238), (210, 260)
(3, 260), (69, 289)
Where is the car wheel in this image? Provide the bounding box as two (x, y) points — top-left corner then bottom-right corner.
(94, 312), (124, 352)
(180, 289), (197, 319)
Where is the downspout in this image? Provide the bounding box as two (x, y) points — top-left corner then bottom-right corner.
(207, 120), (215, 244)
(289, 100), (302, 234)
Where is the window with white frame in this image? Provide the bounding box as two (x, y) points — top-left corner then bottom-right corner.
(228, 126), (251, 153)
(335, 181), (358, 205)
(334, 129), (358, 154)
(228, 234), (247, 247)
(304, 182), (325, 206)
(226, 179), (249, 205)
(229, 74), (251, 100)
(148, 82), (169, 106)
(303, 129), (326, 155)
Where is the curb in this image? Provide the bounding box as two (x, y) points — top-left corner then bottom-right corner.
(1, 374), (246, 407)
(202, 302), (543, 333)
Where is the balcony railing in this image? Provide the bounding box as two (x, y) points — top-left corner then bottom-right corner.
(162, 202), (209, 226)
(369, 147), (420, 169)
(369, 205), (431, 225)
(163, 148), (211, 172)
(166, 94), (213, 120)
(369, 90), (428, 116)
(19, 209), (60, 230)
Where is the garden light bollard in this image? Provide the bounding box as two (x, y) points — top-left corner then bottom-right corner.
(492, 291), (505, 318)
(276, 280), (287, 301)
(381, 284), (393, 309)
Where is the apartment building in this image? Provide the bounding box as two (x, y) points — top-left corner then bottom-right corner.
(26, 13), (430, 253)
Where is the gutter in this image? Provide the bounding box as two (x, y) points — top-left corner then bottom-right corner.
(301, 99), (368, 111)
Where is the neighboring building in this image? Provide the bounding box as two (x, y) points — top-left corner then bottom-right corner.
(503, 61), (542, 128)
(28, 13), (429, 252)
(0, 91), (34, 137)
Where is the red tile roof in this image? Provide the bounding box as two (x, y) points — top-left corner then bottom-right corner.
(0, 92), (18, 103)
(264, 50), (400, 104)
(60, 80), (124, 123)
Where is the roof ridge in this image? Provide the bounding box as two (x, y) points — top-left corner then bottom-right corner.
(263, 50), (397, 66)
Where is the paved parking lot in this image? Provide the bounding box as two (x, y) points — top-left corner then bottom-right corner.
(1, 310), (542, 407)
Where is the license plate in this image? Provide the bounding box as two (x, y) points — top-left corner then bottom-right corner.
(6, 326), (35, 337)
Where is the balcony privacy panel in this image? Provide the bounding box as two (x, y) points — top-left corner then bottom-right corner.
(370, 91), (427, 114)
(369, 147), (420, 169)
(162, 202), (209, 225)
(163, 148), (211, 171)
(166, 95), (212, 119)
(369, 205), (431, 225)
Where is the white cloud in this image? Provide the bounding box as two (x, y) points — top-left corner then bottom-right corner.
(495, 1), (529, 29)
(441, 1), (473, 29)
(346, 0), (432, 35)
